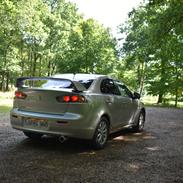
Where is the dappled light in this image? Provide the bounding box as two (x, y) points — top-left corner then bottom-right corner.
(145, 146), (160, 151)
(133, 132), (143, 136)
(142, 134), (157, 140)
(128, 163), (140, 173)
(112, 131), (156, 142)
(114, 135), (139, 142)
(78, 151), (96, 156)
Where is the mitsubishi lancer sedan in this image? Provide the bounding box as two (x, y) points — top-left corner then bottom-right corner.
(10, 74), (145, 149)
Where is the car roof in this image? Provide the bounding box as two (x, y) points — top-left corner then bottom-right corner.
(53, 73), (106, 81)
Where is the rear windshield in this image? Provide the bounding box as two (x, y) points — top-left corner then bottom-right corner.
(20, 79), (93, 89)
(21, 79), (72, 89)
(77, 79), (93, 89)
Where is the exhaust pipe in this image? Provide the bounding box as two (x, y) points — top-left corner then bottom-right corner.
(58, 136), (68, 143)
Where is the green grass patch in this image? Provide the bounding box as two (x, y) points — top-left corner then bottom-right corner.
(142, 95), (183, 109)
(0, 91), (14, 99)
(0, 105), (12, 112)
(0, 92), (13, 113)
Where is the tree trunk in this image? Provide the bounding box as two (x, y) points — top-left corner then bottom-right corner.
(29, 47), (33, 77)
(174, 66), (179, 107)
(137, 64), (141, 88)
(157, 94), (163, 104)
(5, 72), (9, 91)
(85, 52), (88, 73)
(32, 52), (38, 77)
(175, 88), (178, 107)
(47, 59), (51, 76)
(51, 63), (56, 75)
(139, 62), (146, 95)
(157, 59), (166, 104)
(1, 45), (9, 91)
(38, 56), (42, 77)
(0, 72), (5, 91)
(20, 39), (24, 76)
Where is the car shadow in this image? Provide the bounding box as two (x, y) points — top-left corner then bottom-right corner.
(16, 136), (94, 154)
(14, 128), (155, 155)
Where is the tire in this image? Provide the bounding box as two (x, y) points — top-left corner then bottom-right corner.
(23, 131), (43, 139)
(92, 117), (109, 150)
(132, 111), (145, 132)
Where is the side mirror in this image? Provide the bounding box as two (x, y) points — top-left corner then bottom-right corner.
(133, 92), (141, 99)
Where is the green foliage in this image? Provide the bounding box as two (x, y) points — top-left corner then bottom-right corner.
(119, 0), (183, 107)
(59, 19), (118, 74)
(0, 0), (118, 91)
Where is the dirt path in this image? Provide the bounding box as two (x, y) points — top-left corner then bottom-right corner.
(0, 107), (183, 183)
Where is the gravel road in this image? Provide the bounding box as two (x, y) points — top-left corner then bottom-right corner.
(0, 107), (183, 183)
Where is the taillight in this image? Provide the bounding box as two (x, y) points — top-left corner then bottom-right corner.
(71, 95), (79, 102)
(56, 95), (86, 103)
(15, 91), (27, 99)
(63, 96), (70, 102)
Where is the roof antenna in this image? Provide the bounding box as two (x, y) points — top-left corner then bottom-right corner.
(73, 72), (76, 80)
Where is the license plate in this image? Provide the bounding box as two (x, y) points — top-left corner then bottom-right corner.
(23, 118), (48, 129)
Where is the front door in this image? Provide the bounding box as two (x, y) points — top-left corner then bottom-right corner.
(117, 84), (138, 125)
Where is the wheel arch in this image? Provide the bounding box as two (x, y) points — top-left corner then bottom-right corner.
(141, 107), (146, 120)
(100, 113), (111, 129)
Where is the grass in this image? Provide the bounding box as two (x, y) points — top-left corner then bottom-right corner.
(142, 95), (183, 109)
(0, 92), (14, 113)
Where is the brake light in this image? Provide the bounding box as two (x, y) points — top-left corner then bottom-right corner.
(63, 96), (70, 102)
(56, 95), (86, 103)
(15, 91), (27, 99)
(71, 95), (79, 102)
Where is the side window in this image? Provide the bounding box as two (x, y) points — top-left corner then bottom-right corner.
(100, 79), (120, 95)
(118, 84), (133, 98)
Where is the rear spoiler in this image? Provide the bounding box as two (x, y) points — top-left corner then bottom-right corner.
(16, 77), (87, 92)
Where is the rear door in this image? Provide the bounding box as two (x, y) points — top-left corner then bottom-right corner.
(100, 79), (122, 128)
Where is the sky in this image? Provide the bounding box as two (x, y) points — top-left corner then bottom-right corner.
(69, 0), (142, 36)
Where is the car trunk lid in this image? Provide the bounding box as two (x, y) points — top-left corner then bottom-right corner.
(14, 77), (86, 115)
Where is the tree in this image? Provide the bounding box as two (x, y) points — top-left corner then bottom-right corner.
(0, 0), (21, 91)
(0, 0), (119, 91)
(57, 19), (118, 74)
(119, 0), (183, 106)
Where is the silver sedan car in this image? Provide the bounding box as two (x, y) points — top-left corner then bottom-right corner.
(10, 74), (145, 149)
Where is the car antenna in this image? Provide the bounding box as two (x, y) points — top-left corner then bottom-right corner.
(73, 72), (76, 80)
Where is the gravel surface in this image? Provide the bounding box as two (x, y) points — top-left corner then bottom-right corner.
(0, 107), (183, 183)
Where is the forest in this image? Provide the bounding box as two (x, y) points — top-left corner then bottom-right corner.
(0, 0), (183, 107)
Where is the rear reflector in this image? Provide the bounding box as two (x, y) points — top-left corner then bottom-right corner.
(15, 91), (27, 99)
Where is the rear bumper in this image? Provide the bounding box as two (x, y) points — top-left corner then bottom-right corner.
(10, 108), (95, 139)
